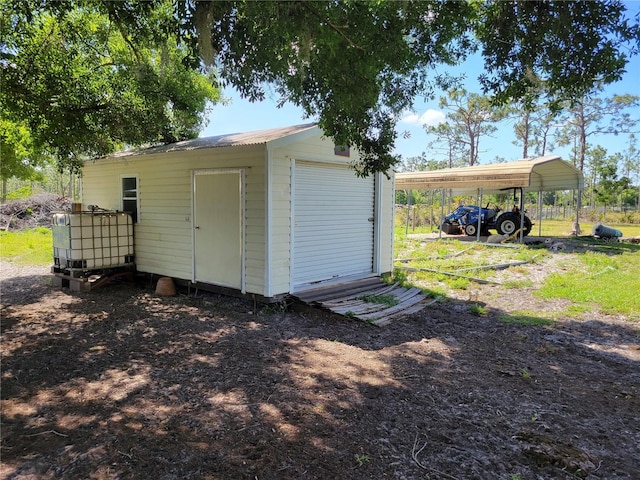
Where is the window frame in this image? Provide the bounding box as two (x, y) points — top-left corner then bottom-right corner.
(120, 174), (139, 223)
(334, 144), (350, 157)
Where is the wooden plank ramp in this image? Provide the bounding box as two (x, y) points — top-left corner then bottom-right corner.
(292, 277), (428, 326)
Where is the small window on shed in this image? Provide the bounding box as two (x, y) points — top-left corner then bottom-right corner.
(334, 144), (350, 157)
(121, 176), (139, 223)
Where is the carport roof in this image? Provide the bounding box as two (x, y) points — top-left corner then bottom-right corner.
(395, 155), (584, 194)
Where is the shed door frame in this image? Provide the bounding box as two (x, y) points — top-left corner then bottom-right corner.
(291, 160), (377, 291)
(191, 168), (245, 292)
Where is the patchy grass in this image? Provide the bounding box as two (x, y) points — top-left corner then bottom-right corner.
(469, 304), (488, 316)
(395, 240), (535, 290)
(0, 227), (52, 266)
(503, 279), (534, 289)
(499, 313), (554, 327)
(535, 219), (640, 237)
(395, 234), (640, 321)
(536, 250), (640, 319)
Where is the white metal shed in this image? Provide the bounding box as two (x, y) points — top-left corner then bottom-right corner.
(81, 124), (395, 300)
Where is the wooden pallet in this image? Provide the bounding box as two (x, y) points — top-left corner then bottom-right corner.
(51, 269), (134, 292)
(293, 277), (428, 326)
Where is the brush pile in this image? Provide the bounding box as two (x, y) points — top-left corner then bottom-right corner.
(1, 193), (72, 231)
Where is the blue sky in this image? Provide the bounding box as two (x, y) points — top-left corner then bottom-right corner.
(200, 21), (640, 167)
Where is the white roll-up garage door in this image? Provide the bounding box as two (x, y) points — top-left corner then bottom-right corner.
(293, 161), (375, 288)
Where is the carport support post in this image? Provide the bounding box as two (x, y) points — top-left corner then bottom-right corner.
(405, 189), (412, 236)
(538, 191), (543, 237)
(574, 190), (581, 235)
(513, 187), (524, 243)
(439, 188), (445, 239)
(477, 188), (483, 241)
(518, 187), (525, 243)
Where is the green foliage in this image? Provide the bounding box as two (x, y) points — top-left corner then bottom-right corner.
(0, 227), (53, 265)
(5, 185), (34, 201)
(584, 146), (633, 209)
(474, 1), (639, 106)
(383, 268), (408, 287)
(201, 0), (476, 176)
(0, 116), (47, 181)
(3, 0), (638, 176)
(556, 93), (639, 182)
(1, 0), (220, 174)
(357, 294), (399, 307)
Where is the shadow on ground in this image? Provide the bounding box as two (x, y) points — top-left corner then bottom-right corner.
(1, 273), (639, 479)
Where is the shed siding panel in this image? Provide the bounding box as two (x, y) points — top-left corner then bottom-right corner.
(82, 145), (267, 295)
(267, 155), (292, 295)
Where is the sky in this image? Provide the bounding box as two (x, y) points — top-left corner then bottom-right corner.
(200, 15), (640, 168)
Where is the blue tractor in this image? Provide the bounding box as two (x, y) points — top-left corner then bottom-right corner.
(441, 203), (533, 237)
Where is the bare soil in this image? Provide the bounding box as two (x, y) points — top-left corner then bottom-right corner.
(1, 256), (639, 480)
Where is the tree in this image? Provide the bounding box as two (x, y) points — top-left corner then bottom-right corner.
(556, 92), (639, 231)
(399, 154), (448, 173)
(3, 0), (639, 176)
(1, 0), (221, 174)
(428, 89), (506, 166)
(0, 116), (48, 202)
(474, 1), (639, 107)
(587, 147), (628, 211)
(424, 122), (467, 168)
(0, 117), (46, 182)
(509, 96), (560, 158)
(620, 134), (640, 208)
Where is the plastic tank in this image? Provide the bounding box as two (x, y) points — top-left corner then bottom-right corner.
(592, 223), (623, 239)
(52, 211), (134, 271)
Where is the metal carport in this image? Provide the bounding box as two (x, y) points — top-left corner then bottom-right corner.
(395, 155), (584, 240)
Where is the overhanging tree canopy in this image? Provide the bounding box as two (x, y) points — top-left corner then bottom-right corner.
(1, 0), (220, 175)
(2, 0), (638, 176)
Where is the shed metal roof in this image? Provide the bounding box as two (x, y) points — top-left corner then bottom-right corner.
(112, 123), (318, 158)
(395, 155), (584, 194)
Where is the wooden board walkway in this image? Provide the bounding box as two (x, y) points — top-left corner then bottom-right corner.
(293, 277), (428, 326)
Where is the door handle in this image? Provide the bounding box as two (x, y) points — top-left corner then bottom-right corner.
(195, 225), (200, 229)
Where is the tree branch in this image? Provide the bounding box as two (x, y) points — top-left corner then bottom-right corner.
(301, 3), (366, 53)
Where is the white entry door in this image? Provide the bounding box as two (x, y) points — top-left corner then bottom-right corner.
(193, 170), (243, 289)
(293, 161), (375, 288)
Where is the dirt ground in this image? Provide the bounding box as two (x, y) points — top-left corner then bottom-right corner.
(1, 254), (639, 480)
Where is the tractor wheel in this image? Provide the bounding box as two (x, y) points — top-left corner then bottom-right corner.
(464, 223), (478, 236)
(496, 213), (532, 237)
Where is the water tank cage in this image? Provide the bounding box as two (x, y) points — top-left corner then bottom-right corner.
(52, 211), (135, 274)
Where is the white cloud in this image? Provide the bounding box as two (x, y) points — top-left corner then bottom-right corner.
(400, 109), (445, 127)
